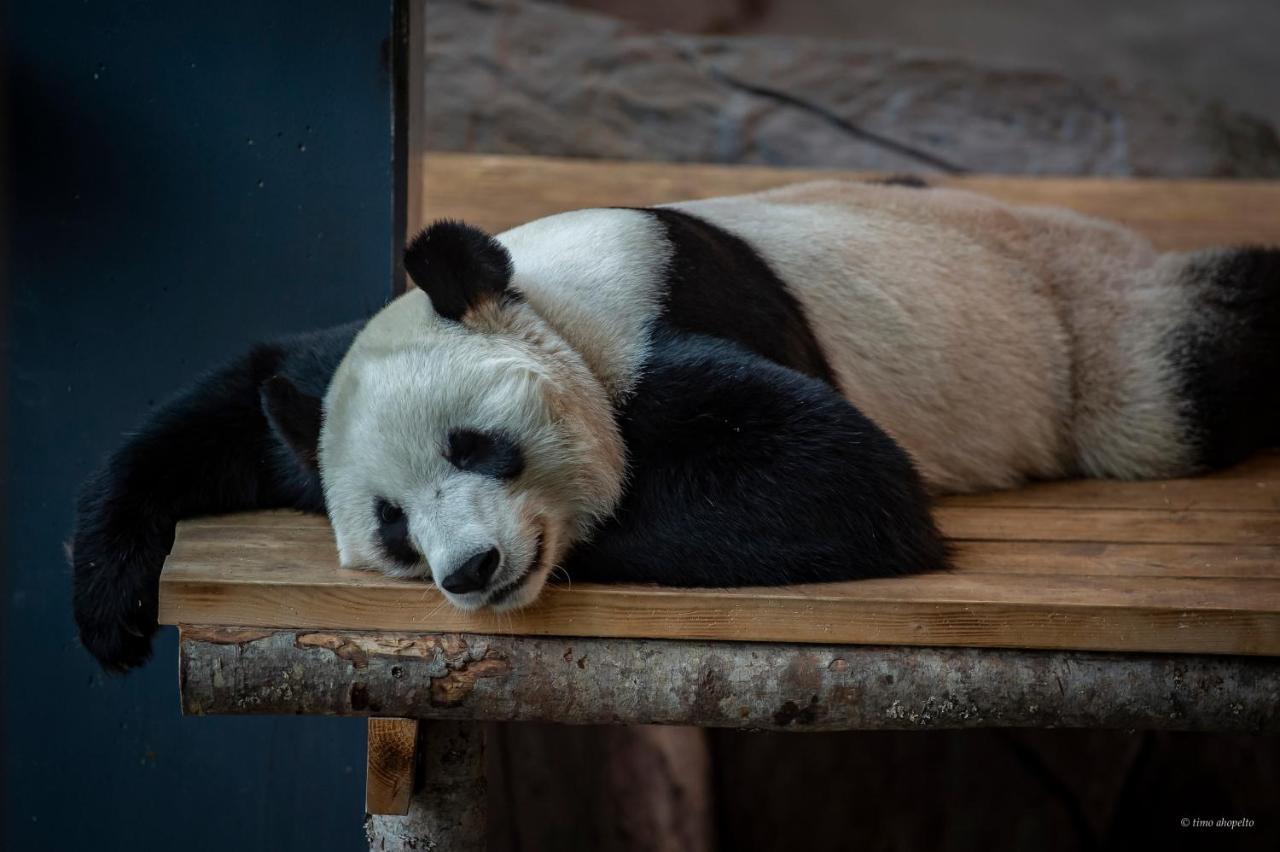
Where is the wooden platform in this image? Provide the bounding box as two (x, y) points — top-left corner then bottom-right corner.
(159, 453), (1280, 656)
(410, 152), (1280, 250)
(160, 155), (1280, 658)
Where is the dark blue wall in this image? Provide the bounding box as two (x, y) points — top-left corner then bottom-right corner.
(6, 2), (392, 849)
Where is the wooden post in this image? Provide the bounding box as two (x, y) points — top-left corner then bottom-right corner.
(365, 721), (487, 852)
(366, 718), (420, 815)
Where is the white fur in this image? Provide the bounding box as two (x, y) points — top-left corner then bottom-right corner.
(320, 289), (624, 609)
(496, 208), (671, 401)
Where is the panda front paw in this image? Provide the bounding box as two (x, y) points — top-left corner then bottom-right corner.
(72, 530), (164, 672)
(70, 491), (171, 672)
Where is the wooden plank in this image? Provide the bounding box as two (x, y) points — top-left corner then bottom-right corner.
(366, 718), (420, 816)
(169, 516), (1280, 578)
(160, 559), (1280, 616)
(935, 507), (1280, 545)
(943, 454), (1280, 512)
(415, 153), (1280, 250)
(159, 516), (1280, 606)
(163, 512), (1280, 590)
(159, 443), (1280, 656)
(949, 541), (1280, 579)
(159, 508), (1280, 654)
(160, 567), (1280, 656)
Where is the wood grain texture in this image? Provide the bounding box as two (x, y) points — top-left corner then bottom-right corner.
(414, 153), (1280, 250)
(936, 507), (1280, 545)
(944, 453), (1280, 511)
(159, 448), (1280, 655)
(366, 718), (420, 816)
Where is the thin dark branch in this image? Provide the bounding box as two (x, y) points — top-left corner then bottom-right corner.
(703, 64), (970, 174)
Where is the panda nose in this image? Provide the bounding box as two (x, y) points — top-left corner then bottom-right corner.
(440, 547), (501, 594)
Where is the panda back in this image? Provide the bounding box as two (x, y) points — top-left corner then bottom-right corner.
(496, 184), (1091, 492)
(664, 184), (1075, 492)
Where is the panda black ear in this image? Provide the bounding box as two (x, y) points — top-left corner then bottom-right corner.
(260, 375), (323, 470)
(403, 220), (514, 322)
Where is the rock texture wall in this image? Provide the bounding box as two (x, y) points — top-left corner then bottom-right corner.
(421, 0), (1280, 176)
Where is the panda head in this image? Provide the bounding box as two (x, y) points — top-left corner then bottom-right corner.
(262, 220), (625, 611)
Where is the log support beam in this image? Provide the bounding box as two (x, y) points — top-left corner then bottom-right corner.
(178, 627), (1280, 732)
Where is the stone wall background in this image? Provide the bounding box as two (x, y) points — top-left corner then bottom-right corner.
(421, 0), (1280, 176)
(571, 0), (1280, 132)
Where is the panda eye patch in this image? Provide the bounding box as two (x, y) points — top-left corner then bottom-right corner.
(446, 428), (524, 479)
(376, 499), (404, 526)
(374, 498), (419, 567)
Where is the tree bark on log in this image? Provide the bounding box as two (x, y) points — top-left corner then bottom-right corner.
(178, 627), (1280, 732)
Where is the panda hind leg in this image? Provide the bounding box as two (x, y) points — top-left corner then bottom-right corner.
(1171, 247), (1280, 470)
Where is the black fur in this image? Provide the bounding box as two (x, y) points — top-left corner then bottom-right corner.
(565, 331), (947, 586)
(1173, 247), (1280, 468)
(404, 219), (514, 321)
(375, 498), (420, 567)
(645, 208), (840, 387)
(71, 321), (364, 671)
(446, 428), (524, 480)
(260, 375), (323, 469)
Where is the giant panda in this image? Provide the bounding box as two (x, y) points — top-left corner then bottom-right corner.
(72, 179), (1279, 670)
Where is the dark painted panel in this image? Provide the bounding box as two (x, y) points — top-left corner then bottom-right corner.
(5, 2), (391, 849)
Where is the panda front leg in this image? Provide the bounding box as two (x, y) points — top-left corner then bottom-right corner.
(565, 332), (948, 587)
(71, 321), (363, 671)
